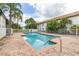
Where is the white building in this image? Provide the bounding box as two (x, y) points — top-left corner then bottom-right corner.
(37, 11), (79, 32)
(0, 9), (7, 39)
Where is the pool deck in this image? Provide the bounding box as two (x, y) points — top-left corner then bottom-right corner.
(0, 32), (79, 56)
(39, 32), (79, 56)
(0, 33), (38, 56)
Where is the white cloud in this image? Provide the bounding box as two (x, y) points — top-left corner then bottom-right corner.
(31, 2), (79, 21)
(65, 3), (79, 14)
(38, 3), (65, 17)
(28, 3), (65, 22)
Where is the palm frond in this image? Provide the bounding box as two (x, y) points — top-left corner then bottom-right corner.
(15, 3), (22, 9)
(15, 8), (23, 15)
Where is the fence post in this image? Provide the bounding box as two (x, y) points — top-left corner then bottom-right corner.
(76, 26), (78, 37)
(60, 38), (62, 53)
(11, 28), (13, 34)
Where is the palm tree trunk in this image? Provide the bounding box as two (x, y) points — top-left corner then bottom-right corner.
(9, 4), (12, 34)
(17, 19), (19, 32)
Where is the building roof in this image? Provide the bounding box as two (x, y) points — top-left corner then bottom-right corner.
(37, 11), (79, 24)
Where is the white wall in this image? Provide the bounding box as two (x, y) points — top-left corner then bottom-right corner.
(37, 23), (47, 32)
(0, 16), (6, 39)
(29, 29), (38, 32)
(69, 16), (79, 25)
(66, 15), (79, 29)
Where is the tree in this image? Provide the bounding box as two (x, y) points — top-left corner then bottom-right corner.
(11, 22), (22, 29)
(47, 20), (59, 32)
(46, 18), (72, 33)
(71, 25), (79, 29)
(70, 25), (79, 34)
(11, 22), (22, 33)
(0, 3), (8, 13)
(6, 3), (23, 28)
(59, 18), (72, 29)
(13, 9), (23, 29)
(0, 3), (23, 28)
(25, 18), (37, 29)
(0, 3), (23, 34)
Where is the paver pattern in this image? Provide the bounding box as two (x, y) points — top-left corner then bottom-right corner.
(0, 32), (79, 56)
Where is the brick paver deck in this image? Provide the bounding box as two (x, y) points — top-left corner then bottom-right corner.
(0, 33), (38, 56)
(0, 32), (79, 56)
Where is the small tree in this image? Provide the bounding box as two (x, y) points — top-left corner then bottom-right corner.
(71, 25), (79, 29)
(59, 18), (72, 29)
(46, 18), (72, 33)
(70, 25), (79, 34)
(47, 20), (59, 33)
(12, 23), (22, 29)
(25, 17), (37, 31)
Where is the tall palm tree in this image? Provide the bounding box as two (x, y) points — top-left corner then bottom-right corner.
(0, 3), (23, 27)
(14, 8), (23, 22)
(13, 10), (23, 29)
(0, 3), (23, 34)
(6, 3), (22, 28)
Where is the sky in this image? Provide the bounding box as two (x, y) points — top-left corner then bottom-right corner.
(2, 0), (79, 26)
(20, 2), (79, 26)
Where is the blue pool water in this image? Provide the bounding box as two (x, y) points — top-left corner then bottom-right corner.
(23, 32), (56, 51)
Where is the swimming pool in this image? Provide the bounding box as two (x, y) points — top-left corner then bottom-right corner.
(23, 32), (56, 51)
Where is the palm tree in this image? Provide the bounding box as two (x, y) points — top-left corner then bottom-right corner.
(0, 3), (23, 28)
(25, 18), (37, 32)
(6, 3), (22, 28)
(0, 3), (23, 34)
(0, 3), (8, 13)
(13, 10), (23, 29)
